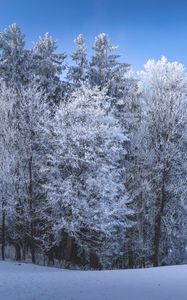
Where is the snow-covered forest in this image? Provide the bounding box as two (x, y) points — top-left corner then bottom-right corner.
(0, 23), (187, 270)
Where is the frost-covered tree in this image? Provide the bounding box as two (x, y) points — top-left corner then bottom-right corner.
(67, 34), (88, 88)
(0, 23), (31, 87)
(42, 85), (132, 268)
(130, 57), (187, 267)
(0, 83), (17, 260)
(89, 33), (141, 142)
(0, 83), (50, 262)
(14, 85), (50, 262)
(89, 33), (130, 96)
(33, 33), (67, 103)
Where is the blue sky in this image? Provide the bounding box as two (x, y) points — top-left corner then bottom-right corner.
(0, 0), (187, 70)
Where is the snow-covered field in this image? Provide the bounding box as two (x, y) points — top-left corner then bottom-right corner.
(0, 261), (187, 300)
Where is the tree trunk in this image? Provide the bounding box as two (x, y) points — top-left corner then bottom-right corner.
(65, 235), (73, 261)
(22, 244), (26, 261)
(1, 202), (5, 261)
(90, 251), (101, 269)
(15, 243), (21, 261)
(29, 156), (35, 264)
(152, 184), (165, 267)
(127, 234), (134, 268)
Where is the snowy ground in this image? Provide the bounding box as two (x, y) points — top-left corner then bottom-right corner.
(0, 261), (187, 300)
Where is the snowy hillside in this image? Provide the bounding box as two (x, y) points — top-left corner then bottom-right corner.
(0, 261), (187, 300)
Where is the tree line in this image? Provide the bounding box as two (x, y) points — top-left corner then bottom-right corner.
(0, 23), (187, 269)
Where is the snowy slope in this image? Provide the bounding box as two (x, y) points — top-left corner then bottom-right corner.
(0, 261), (187, 300)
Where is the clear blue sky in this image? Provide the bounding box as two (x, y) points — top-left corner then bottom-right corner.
(0, 0), (187, 70)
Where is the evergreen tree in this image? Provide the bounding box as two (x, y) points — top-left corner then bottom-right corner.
(89, 33), (129, 97)
(0, 23), (31, 87)
(67, 34), (88, 88)
(33, 33), (67, 103)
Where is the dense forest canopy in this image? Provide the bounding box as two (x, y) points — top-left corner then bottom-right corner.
(0, 23), (187, 269)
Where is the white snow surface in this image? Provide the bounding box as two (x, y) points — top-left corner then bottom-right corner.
(0, 261), (187, 300)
